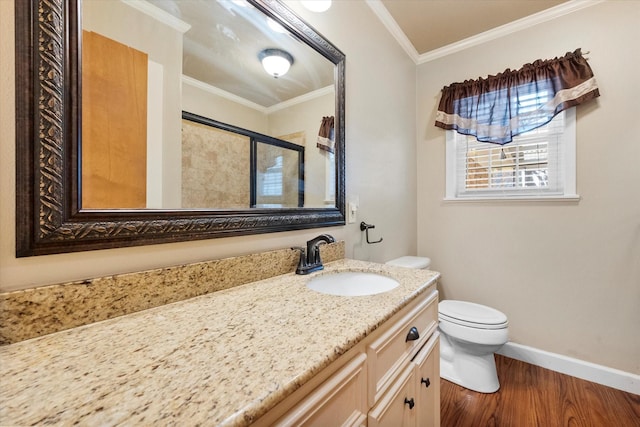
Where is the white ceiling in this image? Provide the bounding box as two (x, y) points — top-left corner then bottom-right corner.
(152, 0), (335, 108)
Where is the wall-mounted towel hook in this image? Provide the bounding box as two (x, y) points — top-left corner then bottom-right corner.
(360, 221), (383, 244)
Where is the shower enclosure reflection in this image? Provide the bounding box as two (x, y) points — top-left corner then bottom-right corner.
(179, 113), (304, 209)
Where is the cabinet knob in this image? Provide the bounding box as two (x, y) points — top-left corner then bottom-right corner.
(421, 377), (431, 388)
(404, 397), (415, 410)
(405, 326), (420, 342)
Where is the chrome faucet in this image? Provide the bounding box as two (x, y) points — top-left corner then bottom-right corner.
(293, 234), (335, 275)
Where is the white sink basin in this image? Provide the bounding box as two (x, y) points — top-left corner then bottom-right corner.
(306, 271), (399, 296)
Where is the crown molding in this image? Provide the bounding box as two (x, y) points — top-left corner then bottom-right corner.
(265, 85), (335, 114)
(417, 0), (604, 63)
(182, 76), (334, 115)
(365, 0), (420, 63)
(121, 0), (191, 33)
(367, 0), (604, 65)
(182, 76), (268, 113)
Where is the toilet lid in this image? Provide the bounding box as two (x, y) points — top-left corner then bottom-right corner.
(439, 300), (508, 329)
(386, 256), (431, 269)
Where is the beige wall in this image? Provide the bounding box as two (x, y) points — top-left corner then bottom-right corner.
(416, 1), (640, 373)
(290, 1), (419, 263)
(181, 82), (269, 135)
(0, 1), (417, 291)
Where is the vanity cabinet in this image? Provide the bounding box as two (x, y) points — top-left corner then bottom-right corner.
(259, 288), (439, 427)
(368, 332), (440, 427)
(272, 353), (368, 426)
(414, 334), (440, 427)
(368, 363), (416, 426)
(367, 289), (438, 406)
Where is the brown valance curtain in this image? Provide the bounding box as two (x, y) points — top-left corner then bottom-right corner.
(435, 49), (600, 145)
(316, 116), (335, 153)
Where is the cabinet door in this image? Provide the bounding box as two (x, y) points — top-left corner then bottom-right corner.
(274, 353), (367, 427)
(367, 290), (438, 405)
(368, 364), (416, 427)
(413, 332), (440, 427)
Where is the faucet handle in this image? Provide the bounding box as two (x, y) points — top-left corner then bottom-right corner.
(292, 247), (307, 274)
(291, 246), (306, 260)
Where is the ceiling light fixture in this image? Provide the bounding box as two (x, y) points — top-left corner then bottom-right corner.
(258, 48), (294, 78)
(300, 0), (332, 12)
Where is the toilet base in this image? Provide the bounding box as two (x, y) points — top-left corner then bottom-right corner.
(439, 330), (501, 393)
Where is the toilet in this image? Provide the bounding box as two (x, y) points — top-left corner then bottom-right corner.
(386, 256), (509, 393)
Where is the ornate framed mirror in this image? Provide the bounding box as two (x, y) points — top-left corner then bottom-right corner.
(15, 0), (345, 256)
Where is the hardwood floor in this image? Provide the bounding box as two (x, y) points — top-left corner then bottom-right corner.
(440, 355), (640, 427)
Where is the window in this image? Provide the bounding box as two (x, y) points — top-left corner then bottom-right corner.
(445, 108), (577, 200)
(436, 50), (598, 202)
(261, 155), (284, 197)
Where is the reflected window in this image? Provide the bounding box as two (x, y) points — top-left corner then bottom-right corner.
(325, 151), (335, 203)
(261, 155), (284, 197)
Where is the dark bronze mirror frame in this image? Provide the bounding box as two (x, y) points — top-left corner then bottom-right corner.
(15, 0), (345, 257)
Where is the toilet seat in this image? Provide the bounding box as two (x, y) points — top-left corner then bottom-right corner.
(439, 300), (508, 330)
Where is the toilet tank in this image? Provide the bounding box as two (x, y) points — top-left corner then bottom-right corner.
(386, 256), (431, 269)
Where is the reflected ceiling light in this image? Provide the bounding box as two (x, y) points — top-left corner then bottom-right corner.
(267, 17), (288, 34)
(258, 48), (294, 78)
(300, 0), (332, 12)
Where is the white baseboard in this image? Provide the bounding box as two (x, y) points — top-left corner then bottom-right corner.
(497, 342), (640, 395)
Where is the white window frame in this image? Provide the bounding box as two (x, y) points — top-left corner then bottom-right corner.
(324, 151), (335, 204)
(445, 107), (579, 202)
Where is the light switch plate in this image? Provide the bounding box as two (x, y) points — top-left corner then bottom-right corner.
(347, 202), (357, 224)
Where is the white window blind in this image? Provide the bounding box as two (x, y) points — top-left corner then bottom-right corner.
(261, 155), (283, 196)
(445, 108), (577, 201)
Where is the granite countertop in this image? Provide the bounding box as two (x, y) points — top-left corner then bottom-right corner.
(0, 259), (439, 426)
